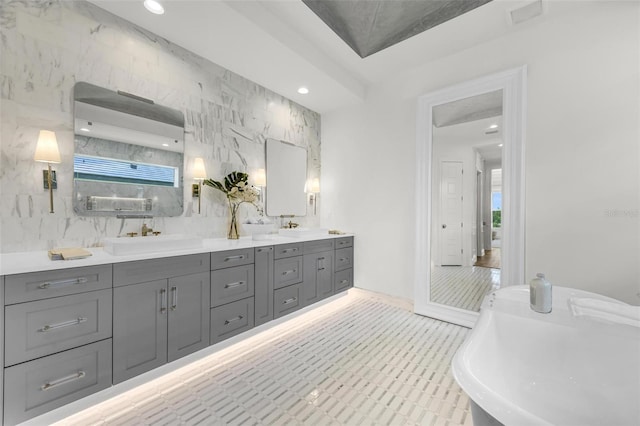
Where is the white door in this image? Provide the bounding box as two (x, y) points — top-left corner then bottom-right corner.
(440, 161), (463, 265)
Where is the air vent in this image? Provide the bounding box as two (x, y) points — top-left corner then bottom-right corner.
(507, 0), (545, 26)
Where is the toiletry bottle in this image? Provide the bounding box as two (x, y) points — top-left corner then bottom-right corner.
(530, 273), (552, 313)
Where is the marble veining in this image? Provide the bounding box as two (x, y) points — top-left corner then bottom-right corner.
(0, 0), (321, 253)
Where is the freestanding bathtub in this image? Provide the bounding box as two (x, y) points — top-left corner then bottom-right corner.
(452, 285), (640, 426)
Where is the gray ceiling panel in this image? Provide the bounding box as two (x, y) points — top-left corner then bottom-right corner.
(303, 0), (493, 58)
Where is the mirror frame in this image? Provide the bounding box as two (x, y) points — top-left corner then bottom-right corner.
(265, 139), (307, 217)
(72, 82), (185, 217)
(414, 66), (527, 328)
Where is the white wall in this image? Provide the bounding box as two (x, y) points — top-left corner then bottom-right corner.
(322, 1), (640, 304)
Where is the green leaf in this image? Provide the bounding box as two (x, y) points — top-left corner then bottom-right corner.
(223, 172), (249, 192)
(203, 179), (225, 193)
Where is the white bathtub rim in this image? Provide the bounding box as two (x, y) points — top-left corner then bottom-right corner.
(451, 285), (639, 426)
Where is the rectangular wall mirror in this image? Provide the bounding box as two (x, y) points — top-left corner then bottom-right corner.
(72, 82), (185, 217)
(265, 139), (307, 217)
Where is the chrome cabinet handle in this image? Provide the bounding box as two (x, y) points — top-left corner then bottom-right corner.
(281, 269), (297, 276)
(224, 315), (243, 325)
(38, 277), (88, 290)
(41, 370), (86, 391)
(170, 286), (178, 311)
(339, 257), (348, 262)
(38, 317), (87, 333)
(224, 281), (245, 289)
(339, 280), (349, 285)
(282, 248), (298, 253)
(160, 288), (167, 314)
(224, 255), (245, 261)
(257, 247), (273, 253)
(283, 297), (297, 305)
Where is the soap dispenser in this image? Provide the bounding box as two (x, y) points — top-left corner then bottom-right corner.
(530, 273), (552, 313)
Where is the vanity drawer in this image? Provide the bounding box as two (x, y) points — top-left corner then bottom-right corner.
(274, 284), (302, 319)
(5, 289), (112, 367)
(210, 297), (254, 344)
(335, 268), (354, 293)
(113, 254), (209, 287)
(211, 248), (254, 270)
(304, 239), (335, 254)
(5, 265), (112, 305)
(274, 256), (303, 289)
(211, 265), (254, 307)
(274, 243), (303, 259)
(335, 247), (354, 272)
(335, 236), (353, 249)
(3, 339), (112, 426)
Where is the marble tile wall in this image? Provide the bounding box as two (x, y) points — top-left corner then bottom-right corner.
(0, 0), (321, 253)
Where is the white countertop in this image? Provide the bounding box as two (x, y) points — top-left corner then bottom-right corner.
(0, 233), (353, 276)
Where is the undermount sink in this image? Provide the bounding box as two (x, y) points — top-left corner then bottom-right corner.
(103, 234), (203, 255)
(278, 228), (329, 238)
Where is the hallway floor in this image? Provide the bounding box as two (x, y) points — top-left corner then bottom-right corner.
(52, 290), (472, 426)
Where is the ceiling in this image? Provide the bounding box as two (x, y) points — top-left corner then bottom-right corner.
(87, 0), (549, 113)
(433, 90), (503, 128)
(301, 0), (492, 58)
(433, 115), (503, 162)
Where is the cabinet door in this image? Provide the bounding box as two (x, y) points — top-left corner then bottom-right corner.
(302, 251), (334, 306)
(113, 280), (168, 384)
(254, 246), (274, 327)
(167, 272), (210, 363)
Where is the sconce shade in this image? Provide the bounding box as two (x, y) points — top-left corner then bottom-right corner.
(34, 130), (61, 163)
(193, 157), (207, 180)
(309, 178), (320, 193)
(254, 168), (267, 186)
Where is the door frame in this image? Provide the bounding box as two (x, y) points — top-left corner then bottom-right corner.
(414, 66), (527, 328)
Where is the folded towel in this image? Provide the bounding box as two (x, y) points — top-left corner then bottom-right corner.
(569, 297), (640, 328)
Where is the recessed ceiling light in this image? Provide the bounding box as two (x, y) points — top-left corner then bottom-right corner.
(80, 127), (90, 132)
(489, 124), (499, 129)
(144, 0), (165, 15)
(297, 87), (309, 95)
(162, 143), (169, 147)
(498, 144), (504, 147)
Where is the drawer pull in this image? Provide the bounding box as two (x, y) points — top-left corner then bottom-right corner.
(38, 317), (87, 333)
(38, 277), (89, 290)
(339, 258), (348, 262)
(224, 281), (245, 289)
(282, 248), (298, 254)
(41, 370), (86, 391)
(224, 255), (245, 261)
(340, 280), (349, 285)
(281, 269), (297, 276)
(283, 297), (298, 305)
(160, 288), (167, 314)
(170, 286), (178, 311)
(224, 315), (244, 325)
(257, 247), (273, 253)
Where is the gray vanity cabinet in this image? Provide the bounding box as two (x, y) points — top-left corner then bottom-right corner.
(334, 237), (354, 293)
(113, 279), (167, 384)
(3, 265), (113, 425)
(112, 254), (210, 384)
(254, 246), (274, 326)
(302, 240), (335, 306)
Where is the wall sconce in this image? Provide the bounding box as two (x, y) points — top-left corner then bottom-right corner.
(192, 157), (207, 214)
(253, 168), (266, 203)
(306, 177), (320, 215)
(34, 130), (61, 213)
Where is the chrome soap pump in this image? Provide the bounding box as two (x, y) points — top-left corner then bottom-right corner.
(530, 273), (552, 313)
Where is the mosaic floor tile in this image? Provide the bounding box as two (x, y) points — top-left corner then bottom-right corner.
(55, 289), (470, 426)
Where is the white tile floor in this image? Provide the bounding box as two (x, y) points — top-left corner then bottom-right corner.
(54, 289), (472, 426)
(430, 267), (499, 312)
